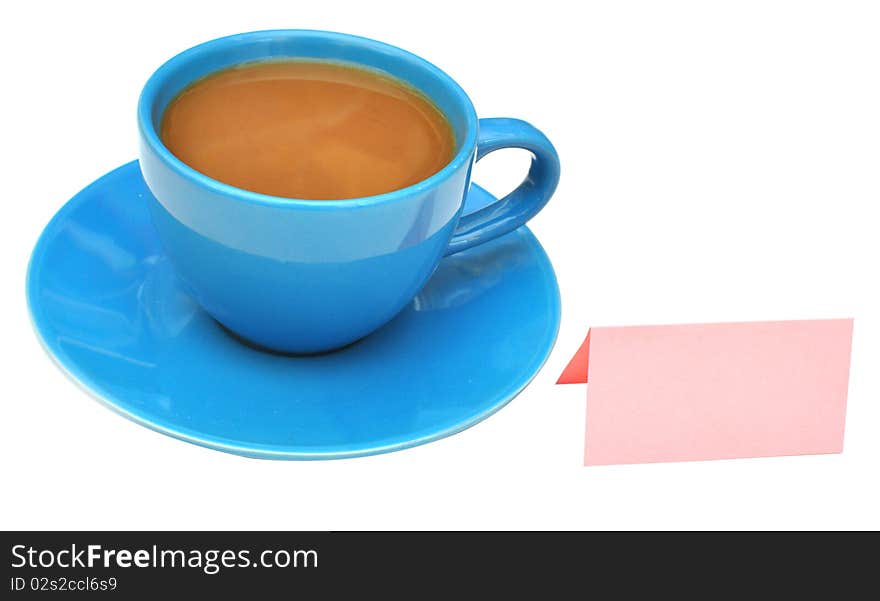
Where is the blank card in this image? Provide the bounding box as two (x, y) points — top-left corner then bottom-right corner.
(559, 319), (854, 466)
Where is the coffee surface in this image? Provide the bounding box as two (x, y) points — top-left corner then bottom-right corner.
(160, 60), (455, 200)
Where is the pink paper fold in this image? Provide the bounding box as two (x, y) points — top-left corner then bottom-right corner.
(560, 319), (853, 466)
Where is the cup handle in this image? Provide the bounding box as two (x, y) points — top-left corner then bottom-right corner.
(444, 118), (560, 256)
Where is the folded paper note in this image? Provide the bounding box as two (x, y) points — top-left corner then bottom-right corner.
(559, 319), (853, 466)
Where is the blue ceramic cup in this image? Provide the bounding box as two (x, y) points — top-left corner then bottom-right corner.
(138, 30), (560, 353)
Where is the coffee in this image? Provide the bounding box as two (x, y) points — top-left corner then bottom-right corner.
(160, 60), (455, 200)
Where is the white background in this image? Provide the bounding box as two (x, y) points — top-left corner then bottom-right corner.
(2, 0), (878, 530)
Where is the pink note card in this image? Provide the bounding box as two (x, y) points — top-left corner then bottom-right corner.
(558, 319), (854, 466)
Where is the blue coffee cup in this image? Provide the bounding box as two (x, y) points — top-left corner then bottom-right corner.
(138, 30), (560, 353)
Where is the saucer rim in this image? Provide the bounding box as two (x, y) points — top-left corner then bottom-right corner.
(26, 161), (561, 460)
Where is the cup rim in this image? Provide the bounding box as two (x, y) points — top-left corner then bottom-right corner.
(137, 29), (479, 210)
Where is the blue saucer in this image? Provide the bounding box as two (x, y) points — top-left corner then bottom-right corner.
(27, 161), (560, 459)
